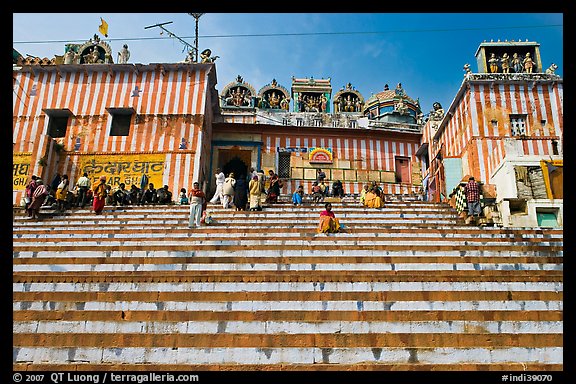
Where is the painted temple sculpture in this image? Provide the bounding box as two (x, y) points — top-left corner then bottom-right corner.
(13, 35), (563, 227)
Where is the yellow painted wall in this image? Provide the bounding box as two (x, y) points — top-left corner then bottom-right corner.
(13, 153), (32, 191)
(78, 153), (166, 188)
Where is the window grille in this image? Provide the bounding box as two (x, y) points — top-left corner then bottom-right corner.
(278, 152), (291, 178)
(510, 114), (527, 136)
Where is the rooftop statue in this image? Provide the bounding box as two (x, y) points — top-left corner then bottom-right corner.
(184, 50), (195, 63)
(501, 53), (510, 74)
(83, 47), (101, 64)
(488, 53), (499, 73)
(545, 63), (558, 75)
(429, 102), (445, 121)
(395, 98), (409, 115)
(523, 52), (535, 73)
(117, 44), (130, 64)
(200, 48), (219, 63)
(63, 49), (79, 65)
(512, 53), (523, 73)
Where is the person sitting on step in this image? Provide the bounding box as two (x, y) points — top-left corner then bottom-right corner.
(178, 188), (189, 205)
(331, 180), (344, 198)
(156, 184), (173, 204)
(292, 185), (304, 206)
(128, 184), (141, 205)
(364, 187), (383, 208)
(317, 202), (340, 234)
(112, 183), (130, 206)
(141, 183), (157, 205)
(360, 184), (369, 206)
(311, 182), (323, 204)
(319, 180), (329, 197)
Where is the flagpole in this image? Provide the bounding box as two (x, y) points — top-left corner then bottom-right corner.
(188, 13), (204, 63)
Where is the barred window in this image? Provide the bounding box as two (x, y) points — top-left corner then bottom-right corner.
(510, 114), (527, 136)
(278, 152), (291, 178)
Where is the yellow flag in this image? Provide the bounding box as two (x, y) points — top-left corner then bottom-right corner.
(98, 17), (108, 37)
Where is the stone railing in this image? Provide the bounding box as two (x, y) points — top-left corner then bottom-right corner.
(466, 73), (561, 82)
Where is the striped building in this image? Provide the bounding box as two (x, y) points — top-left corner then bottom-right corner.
(418, 40), (563, 227)
(213, 78), (424, 197)
(13, 35), (218, 205)
(12, 37), (562, 227)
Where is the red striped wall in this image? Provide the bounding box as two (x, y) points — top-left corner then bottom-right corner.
(432, 80), (562, 184)
(12, 65), (212, 204)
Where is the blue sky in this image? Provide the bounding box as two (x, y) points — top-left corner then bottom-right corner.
(13, 13), (563, 114)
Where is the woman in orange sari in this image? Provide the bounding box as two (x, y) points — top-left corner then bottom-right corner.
(92, 175), (108, 214)
(317, 203), (340, 233)
(364, 187), (383, 208)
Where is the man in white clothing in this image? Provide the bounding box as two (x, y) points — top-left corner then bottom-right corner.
(74, 172), (91, 208)
(222, 173), (236, 209)
(209, 168), (225, 204)
(188, 182), (206, 228)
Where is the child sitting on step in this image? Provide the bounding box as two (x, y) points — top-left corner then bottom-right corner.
(178, 188), (189, 205)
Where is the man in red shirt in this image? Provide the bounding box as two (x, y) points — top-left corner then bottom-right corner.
(464, 176), (481, 223)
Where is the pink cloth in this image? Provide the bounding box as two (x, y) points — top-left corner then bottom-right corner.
(320, 210), (335, 218)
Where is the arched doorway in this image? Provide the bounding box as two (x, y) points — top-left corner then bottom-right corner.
(219, 149), (251, 180)
(222, 156), (249, 180)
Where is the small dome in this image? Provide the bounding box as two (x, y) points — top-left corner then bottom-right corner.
(371, 89), (418, 105)
(363, 83), (421, 124)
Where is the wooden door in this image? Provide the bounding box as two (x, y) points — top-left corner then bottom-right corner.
(395, 157), (411, 183)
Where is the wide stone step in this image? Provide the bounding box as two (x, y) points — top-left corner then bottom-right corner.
(13, 331), (562, 348)
(11, 225), (562, 235)
(12, 249), (562, 258)
(13, 319), (563, 334)
(12, 260), (563, 272)
(12, 244), (562, 254)
(14, 300), (563, 312)
(11, 362), (563, 371)
(12, 232), (563, 246)
(13, 346), (562, 366)
(12, 281), (564, 292)
(14, 219), (463, 228)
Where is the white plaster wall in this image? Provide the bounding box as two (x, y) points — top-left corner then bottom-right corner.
(490, 156), (563, 228)
(501, 199), (563, 228)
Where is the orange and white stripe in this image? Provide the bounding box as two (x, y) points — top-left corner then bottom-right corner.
(13, 65), (212, 205)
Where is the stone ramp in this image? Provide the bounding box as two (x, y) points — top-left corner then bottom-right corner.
(12, 199), (563, 370)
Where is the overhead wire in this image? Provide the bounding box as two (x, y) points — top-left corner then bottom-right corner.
(13, 24), (562, 45)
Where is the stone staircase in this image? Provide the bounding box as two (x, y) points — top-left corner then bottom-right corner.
(12, 196), (563, 371)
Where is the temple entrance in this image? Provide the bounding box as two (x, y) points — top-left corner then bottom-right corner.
(218, 149), (251, 179)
